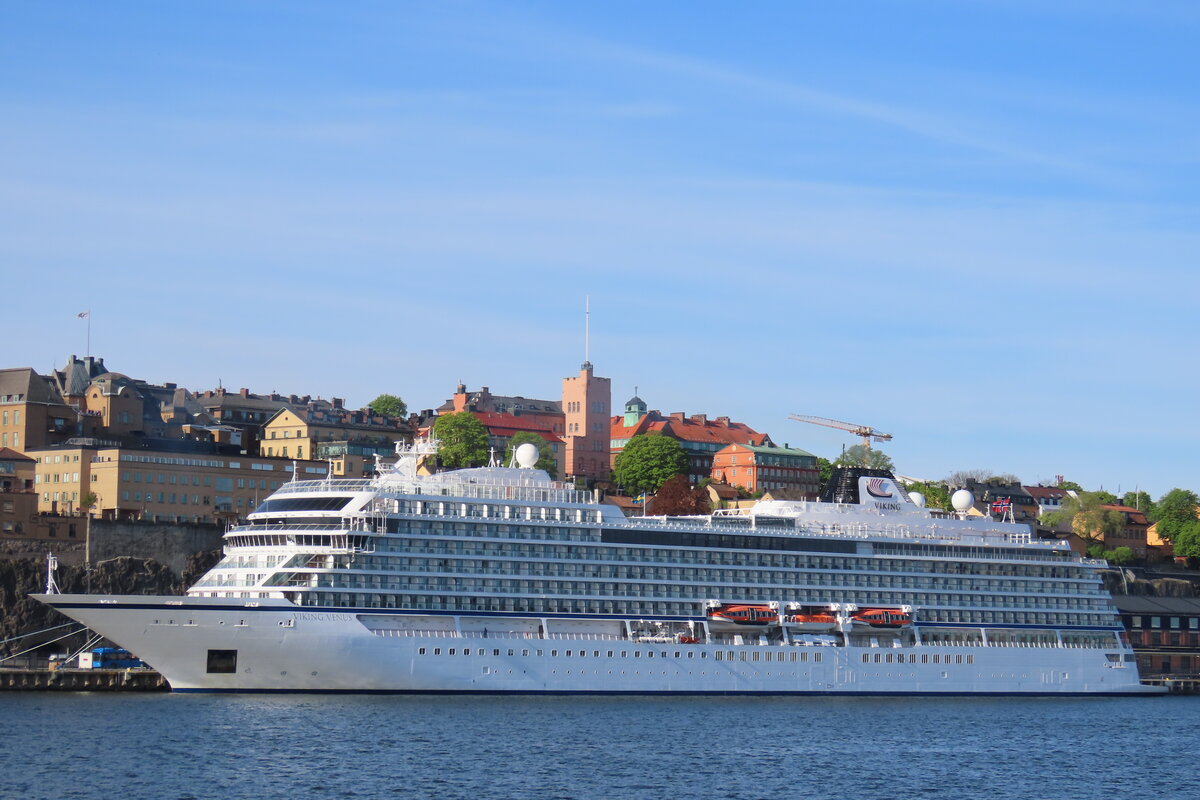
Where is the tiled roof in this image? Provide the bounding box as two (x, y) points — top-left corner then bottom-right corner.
(0, 367), (64, 405)
(1102, 504), (1149, 526)
(721, 443), (817, 458)
(0, 446), (35, 462)
(1025, 485), (1069, 500)
(471, 412), (563, 444)
(610, 412), (766, 447)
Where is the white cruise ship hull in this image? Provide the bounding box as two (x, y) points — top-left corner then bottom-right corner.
(38, 595), (1163, 695)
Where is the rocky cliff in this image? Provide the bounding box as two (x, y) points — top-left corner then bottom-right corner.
(0, 550), (221, 658)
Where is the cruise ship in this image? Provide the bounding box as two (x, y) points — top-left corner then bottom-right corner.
(37, 441), (1161, 694)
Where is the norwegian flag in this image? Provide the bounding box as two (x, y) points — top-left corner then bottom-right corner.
(991, 497), (1012, 513)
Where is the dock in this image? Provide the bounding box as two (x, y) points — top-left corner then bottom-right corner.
(0, 668), (168, 691)
(1141, 677), (1200, 695)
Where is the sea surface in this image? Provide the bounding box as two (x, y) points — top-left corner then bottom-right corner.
(2, 693), (1197, 800)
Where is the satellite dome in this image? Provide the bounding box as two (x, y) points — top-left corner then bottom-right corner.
(908, 491), (926, 508)
(514, 442), (539, 469)
(951, 489), (975, 513)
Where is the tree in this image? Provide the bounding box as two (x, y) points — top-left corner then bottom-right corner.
(613, 433), (688, 495)
(902, 480), (952, 512)
(1042, 491), (1127, 546)
(81, 491), (99, 593)
(648, 475), (711, 516)
(432, 412), (489, 469)
(1087, 545), (1136, 566)
(1092, 490), (1119, 505)
(816, 457), (833, 492)
(944, 469), (993, 487)
(834, 445), (895, 472)
(504, 431), (558, 479)
(1121, 490), (1154, 515)
(1150, 488), (1200, 544)
(1172, 519), (1200, 559)
(1056, 479), (1084, 492)
(369, 393), (407, 418)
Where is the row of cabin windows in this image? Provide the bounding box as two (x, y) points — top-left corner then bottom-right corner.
(863, 652), (974, 665)
(379, 526), (1093, 581)
(289, 591), (1114, 628)
(415, 646), (821, 663)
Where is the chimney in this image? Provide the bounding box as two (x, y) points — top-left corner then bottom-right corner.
(289, 394), (299, 404)
(333, 397), (344, 410)
(716, 416), (731, 426)
(690, 414), (707, 425)
(164, 382), (176, 390)
(670, 412), (685, 422)
(240, 387), (250, 397)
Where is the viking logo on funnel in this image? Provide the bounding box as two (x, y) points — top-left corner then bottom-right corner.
(866, 478), (893, 499)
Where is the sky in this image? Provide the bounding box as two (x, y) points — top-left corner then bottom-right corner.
(2, 1), (1198, 497)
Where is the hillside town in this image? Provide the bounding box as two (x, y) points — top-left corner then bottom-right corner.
(2, 352), (1199, 685)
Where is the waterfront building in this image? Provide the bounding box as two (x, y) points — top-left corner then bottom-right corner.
(561, 362), (611, 483)
(1116, 596), (1200, 678)
(26, 439), (326, 523)
(610, 399), (770, 484)
(194, 388), (337, 456)
(1095, 505), (1150, 556)
(710, 443), (819, 498)
(260, 405), (412, 477)
(1025, 485), (1070, 517)
(0, 447), (51, 537)
(0, 367), (79, 452)
(438, 384), (564, 437)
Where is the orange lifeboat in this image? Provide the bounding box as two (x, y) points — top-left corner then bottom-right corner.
(782, 612), (838, 632)
(851, 608), (912, 628)
(706, 604), (779, 631)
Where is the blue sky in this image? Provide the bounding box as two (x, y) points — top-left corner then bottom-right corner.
(3, 1), (1198, 497)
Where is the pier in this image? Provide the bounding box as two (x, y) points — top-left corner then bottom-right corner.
(1141, 677), (1200, 695)
(0, 668), (168, 691)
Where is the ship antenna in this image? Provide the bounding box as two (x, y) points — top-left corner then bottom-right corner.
(45, 552), (60, 594)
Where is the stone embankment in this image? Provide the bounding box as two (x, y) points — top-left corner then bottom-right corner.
(0, 668), (168, 691)
(1, 521), (223, 678)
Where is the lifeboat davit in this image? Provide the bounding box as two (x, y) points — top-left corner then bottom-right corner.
(851, 608), (912, 629)
(782, 612), (838, 632)
(706, 604), (779, 632)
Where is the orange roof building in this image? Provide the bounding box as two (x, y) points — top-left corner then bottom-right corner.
(610, 396), (770, 484)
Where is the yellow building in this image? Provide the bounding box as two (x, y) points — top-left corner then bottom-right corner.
(261, 407), (411, 477)
(28, 442), (328, 524)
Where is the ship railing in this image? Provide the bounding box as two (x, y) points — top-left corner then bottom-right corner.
(387, 482), (595, 506)
(272, 479), (375, 495)
(367, 629), (624, 641)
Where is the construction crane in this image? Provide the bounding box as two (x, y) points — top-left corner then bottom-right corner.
(788, 415), (893, 449)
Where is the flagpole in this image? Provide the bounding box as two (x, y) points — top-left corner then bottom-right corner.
(87, 310), (91, 357)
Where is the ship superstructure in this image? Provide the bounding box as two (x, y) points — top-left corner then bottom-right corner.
(37, 441), (1160, 694)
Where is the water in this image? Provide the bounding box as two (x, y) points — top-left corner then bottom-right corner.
(3, 694), (1197, 800)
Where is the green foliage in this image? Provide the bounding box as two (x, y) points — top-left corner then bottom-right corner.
(1121, 491), (1154, 515)
(80, 491), (99, 510)
(613, 433), (688, 495)
(432, 412), (489, 469)
(1043, 491), (1126, 544)
(369, 393), (407, 417)
(834, 445), (895, 471)
(816, 457), (833, 490)
(1150, 489), (1199, 544)
(902, 480), (952, 512)
(1086, 545), (1136, 566)
(1172, 520), (1200, 559)
(503, 431), (558, 479)
(1056, 479), (1084, 492)
(1092, 490), (1119, 505)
